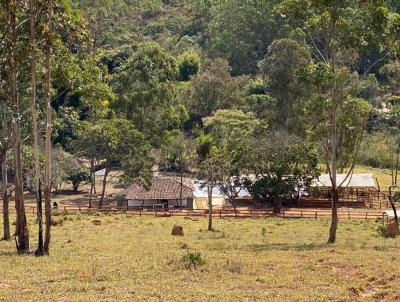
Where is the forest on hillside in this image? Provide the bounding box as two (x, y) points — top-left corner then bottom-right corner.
(1, 0), (400, 252)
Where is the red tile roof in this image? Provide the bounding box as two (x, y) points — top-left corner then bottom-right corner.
(124, 177), (193, 200)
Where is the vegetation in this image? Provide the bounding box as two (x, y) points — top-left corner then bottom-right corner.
(1, 0), (400, 268)
(0, 214), (399, 301)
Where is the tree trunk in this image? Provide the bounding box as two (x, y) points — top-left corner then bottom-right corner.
(273, 197), (281, 214)
(389, 186), (399, 226)
(328, 188), (339, 244)
(207, 183), (213, 231)
(327, 29), (339, 245)
(43, 0), (53, 255)
(30, 0), (44, 256)
(89, 158), (94, 208)
(99, 168), (109, 208)
(328, 102), (339, 244)
(180, 169), (183, 207)
(8, 0), (29, 253)
(1, 157), (10, 241)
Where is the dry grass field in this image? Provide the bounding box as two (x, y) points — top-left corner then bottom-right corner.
(0, 214), (400, 302)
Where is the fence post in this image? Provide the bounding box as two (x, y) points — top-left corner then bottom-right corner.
(348, 211), (350, 220)
(220, 209), (222, 219)
(235, 209), (238, 219)
(315, 211), (317, 220)
(79, 206), (81, 213)
(301, 211), (303, 218)
(282, 210), (285, 218)
(365, 212), (368, 220)
(140, 209), (142, 217)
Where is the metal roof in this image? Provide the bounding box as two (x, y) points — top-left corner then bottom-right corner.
(311, 173), (377, 189)
(192, 181), (251, 198)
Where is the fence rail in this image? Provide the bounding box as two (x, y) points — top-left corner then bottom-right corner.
(0, 205), (389, 221)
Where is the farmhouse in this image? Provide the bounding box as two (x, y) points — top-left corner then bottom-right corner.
(124, 177), (193, 209)
(299, 173), (379, 207)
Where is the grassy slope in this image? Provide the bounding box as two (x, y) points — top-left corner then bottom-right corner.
(0, 214), (399, 301)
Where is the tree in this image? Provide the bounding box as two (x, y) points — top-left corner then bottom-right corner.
(4, 0), (30, 253)
(207, 0), (285, 75)
(0, 110), (11, 241)
(203, 109), (262, 209)
(74, 119), (153, 208)
(67, 168), (90, 192)
(197, 156), (219, 232)
(245, 133), (320, 213)
(186, 58), (248, 122)
(177, 49), (201, 81)
(280, 0), (396, 243)
(259, 38), (312, 130)
(29, 0), (45, 256)
(161, 131), (196, 206)
(111, 42), (178, 144)
(43, 0), (53, 255)
(196, 132), (220, 231)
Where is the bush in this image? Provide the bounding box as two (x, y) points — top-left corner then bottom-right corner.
(182, 251), (205, 270)
(178, 50), (201, 81)
(67, 168), (90, 192)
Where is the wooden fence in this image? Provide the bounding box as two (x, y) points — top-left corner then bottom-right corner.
(0, 205), (389, 221)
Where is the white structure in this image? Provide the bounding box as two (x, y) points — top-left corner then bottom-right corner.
(311, 173), (377, 189)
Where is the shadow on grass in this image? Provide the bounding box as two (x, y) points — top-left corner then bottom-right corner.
(247, 242), (331, 251)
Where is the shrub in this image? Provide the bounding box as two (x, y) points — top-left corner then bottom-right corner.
(178, 50), (201, 81)
(182, 251), (205, 270)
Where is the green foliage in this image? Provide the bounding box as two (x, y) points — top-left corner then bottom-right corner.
(245, 133), (320, 210)
(177, 49), (201, 81)
(186, 58), (248, 119)
(259, 38), (312, 130)
(67, 168), (90, 192)
(73, 119), (153, 185)
(182, 251), (205, 270)
(208, 0), (287, 75)
(111, 42), (179, 145)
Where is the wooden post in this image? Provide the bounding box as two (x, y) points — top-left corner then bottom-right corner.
(348, 211), (350, 220)
(282, 210), (285, 218)
(220, 209), (222, 219)
(365, 212), (368, 220)
(301, 211), (303, 218)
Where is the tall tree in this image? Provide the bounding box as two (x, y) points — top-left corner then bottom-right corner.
(44, 0), (53, 255)
(259, 38), (312, 131)
(203, 109), (262, 210)
(29, 0), (45, 256)
(280, 0), (396, 243)
(0, 105), (11, 241)
(5, 0), (29, 253)
(161, 131), (196, 207)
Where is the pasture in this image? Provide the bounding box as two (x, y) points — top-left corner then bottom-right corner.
(0, 214), (399, 301)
